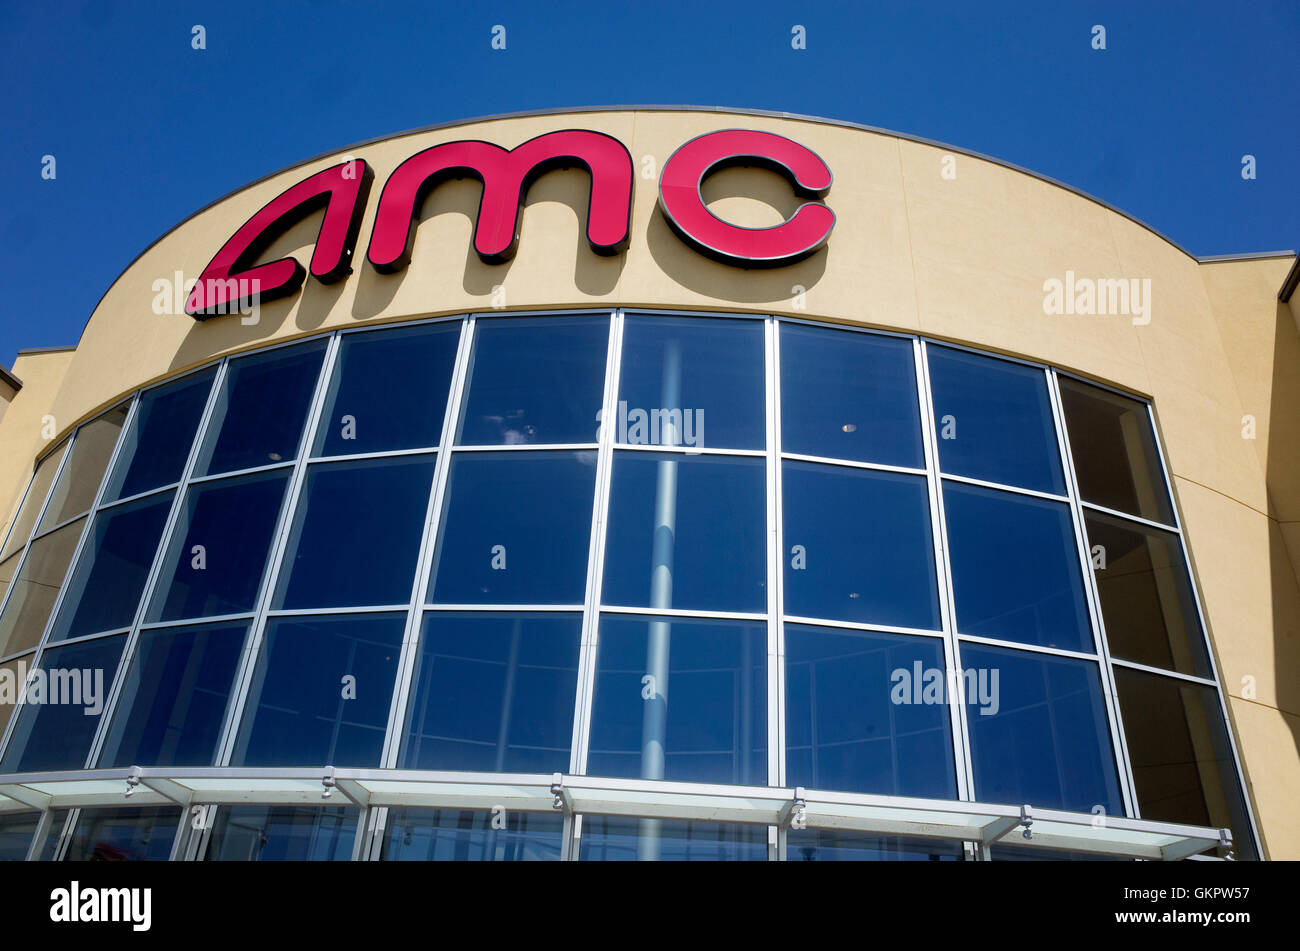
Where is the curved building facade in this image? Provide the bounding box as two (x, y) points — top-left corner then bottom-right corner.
(0, 107), (1296, 862)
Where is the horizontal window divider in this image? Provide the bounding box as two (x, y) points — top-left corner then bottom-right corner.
(619, 307), (767, 322)
(781, 615), (947, 639)
(922, 336), (1052, 374)
(450, 443), (599, 453)
(95, 483), (180, 513)
(305, 447), (439, 465)
(139, 613), (258, 633)
(0, 767), (1231, 859)
(423, 603), (586, 614)
(1108, 656), (1218, 686)
(265, 605), (412, 618)
(939, 472), (1070, 504)
(1079, 499), (1179, 534)
(955, 632), (1101, 663)
(612, 443), (764, 457)
(598, 604), (769, 622)
(187, 460), (297, 486)
(336, 313), (467, 336)
(28, 512), (89, 543)
(0, 647), (38, 668)
(776, 314), (919, 342)
(39, 628), (134, 652)
(779, 453), (927, 477)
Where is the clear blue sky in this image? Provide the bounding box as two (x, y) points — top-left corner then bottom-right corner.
(1, 0), (1296, 367)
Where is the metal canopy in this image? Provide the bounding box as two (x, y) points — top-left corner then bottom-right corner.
(0, 767), (1229, 861)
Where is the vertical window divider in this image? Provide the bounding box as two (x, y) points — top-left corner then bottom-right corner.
(914, 339), (976, 806)
(0, 396), (139, 767)
(565, 309), (623, 861)
(372, 313), (475, 863)
(1046, 368), (1138, 821)
(1142, 401), (1264, 857)
(211, 334), (343, 776)
(766, 317), (784, 862)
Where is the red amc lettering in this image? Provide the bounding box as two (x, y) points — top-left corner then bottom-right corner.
(367, 129), (633, 273)
(658, 129), (835, 267)
(186, 160), (373, 318)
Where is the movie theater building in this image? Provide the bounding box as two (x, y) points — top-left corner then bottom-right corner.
(0, 107), (1295, 862)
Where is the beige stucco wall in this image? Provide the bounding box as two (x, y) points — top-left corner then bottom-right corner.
(0, 108), (1294, 857)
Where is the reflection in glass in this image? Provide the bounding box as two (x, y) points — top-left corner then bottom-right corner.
(316, 323), (460, 456)
(788, 831), (962, 861)
(204, 806), (357, 861)
(1085, 511), (1210, 677)
(928, 346), (1064, 494)
(104, 368), (216, 502)
(400, 612), (580, 774)
(0, 812), (38, 861)
(1058, 376), (1174, 525)
(783, 463), (939, 629)
(1115, 668), (1256, 860)
(458, 315), (608, 445)
(64, 807), (181, 862)
(430, 452), (595, 605)
(149, 470), (289, 622)
(785, 625), (955, 799)
(962, 643), (1122, 814)
(0, 518), (85, 657)
(233, 614), (405, 767)
(944, 483), (1092, 652)
(0, 659), (20, 739)
(579, 816), (767, 861)
(197, 340), (327, 476)
(0, 440), (67, 562)
(276, 456), (436, 610)
(0, 634), (125, 773)
(602, 452), (765, 614)
(780, 324), (922, 466)
(38, 404), (129, 532)
(619, 314), (765, 451)
(48, 492), (173, 642)
(99, 621), (248, 768)
(587, 614), (766, 786)
(382, 808), (563, 861)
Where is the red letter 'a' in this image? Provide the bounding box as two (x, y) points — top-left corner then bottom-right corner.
(186, 160), (374, 319)
(367, 130), (633, 273)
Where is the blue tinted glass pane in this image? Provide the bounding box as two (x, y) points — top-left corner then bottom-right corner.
(619, 314), (764, 450)
(316, 323), (460, 455)
(785, 625), (955, 799)
(149, 470), (290, 622)
(587, 614), (766, 786)
(458, 315), (608, 445)
(0, 635), (125, 773)
(430, 452), (595, 605)
(382, 809), (563, 861)
(579, 817), (767, 861)
(962, 643), (1122, 814)
(106, 368), (216, 501)
(233, 613), (404, 767)
(64, 807), (181, 861)
(38, 405), (129, 532)
(49, 492), (173, 642)
(98, 621), (248, 768)
(780, 324), (922, 466)
(944, 483), (1092, 652)
(788, 831), (962, 861)
(783, 463), (939, 629)
(602, 453), (766, 613)
(276, 456), (436, 610)
(198, 340), (327, 476)
(400, 612), (580, 773)
(205, 806), (356, 861)
(927, 346), (1064, 493)
(0, 813), (37, 861)
(1115, 669), (1256, 860)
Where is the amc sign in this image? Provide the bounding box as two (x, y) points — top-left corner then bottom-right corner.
(186, 129), (836, 319)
